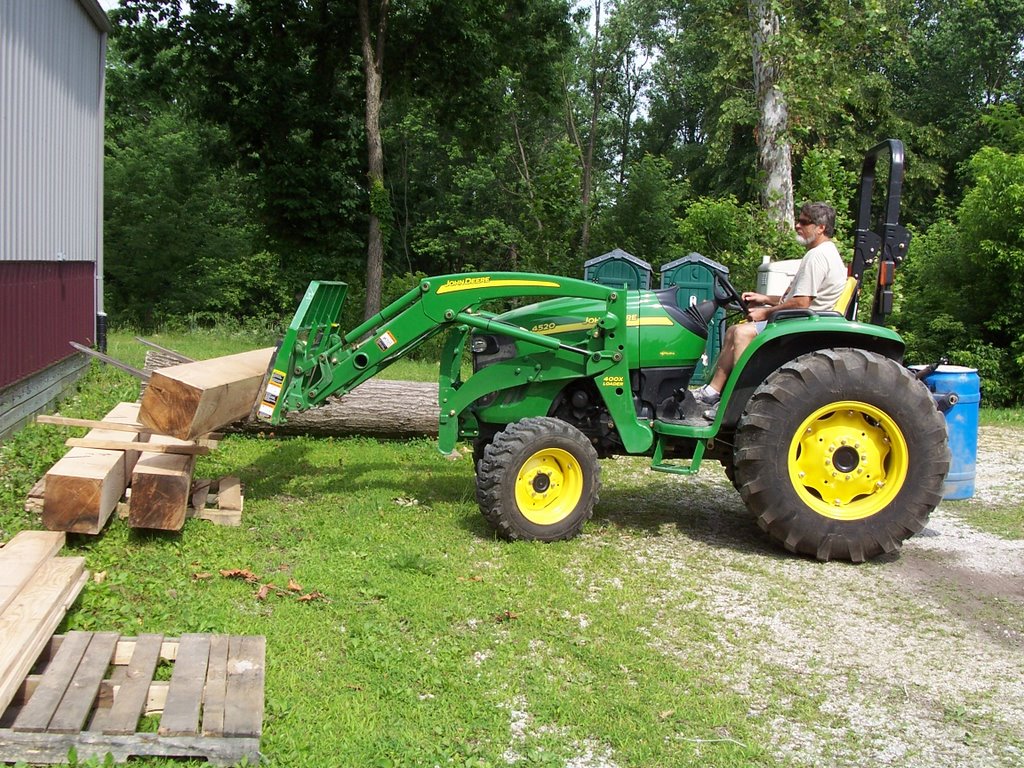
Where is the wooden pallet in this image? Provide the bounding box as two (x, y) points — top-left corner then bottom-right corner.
(189, 476), (244, 527)
(0, 632), (264, 766)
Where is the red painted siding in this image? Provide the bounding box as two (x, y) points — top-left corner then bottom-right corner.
(0, 261), (95, 390)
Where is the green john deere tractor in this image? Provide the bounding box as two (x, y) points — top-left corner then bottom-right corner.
(257, 139), (950, 563)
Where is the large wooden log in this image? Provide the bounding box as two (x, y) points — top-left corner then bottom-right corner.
(231, 379), (441, 438)
(42, 403), (144, 535)
(129, 435), (197, 532)
(138, 348), (275, 440)
(139, 350), (441, 439)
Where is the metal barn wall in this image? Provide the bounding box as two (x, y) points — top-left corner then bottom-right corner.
(0, 261), (95, 386)
(0, 0), (109, 391)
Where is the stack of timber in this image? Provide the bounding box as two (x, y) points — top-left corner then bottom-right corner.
(0, 632), (265, 766)
(188, 477), (244, 527)
(0, 531), (87, 720)
(35, 405), (218, 534)
(41, 403), (146, 535)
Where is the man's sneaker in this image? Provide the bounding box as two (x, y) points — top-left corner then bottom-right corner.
(692, 387), (720, 406)
(702, 404), (719, 421)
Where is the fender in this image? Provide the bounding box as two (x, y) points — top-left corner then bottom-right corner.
(716, 315), (906, 429)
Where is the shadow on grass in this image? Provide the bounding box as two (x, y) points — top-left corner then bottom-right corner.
(591, 482), (785, 560)
(236, 436), (477, 508)
(228, 437), (797, 558)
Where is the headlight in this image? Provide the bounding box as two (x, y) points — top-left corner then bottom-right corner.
(470, 335), (498, 354)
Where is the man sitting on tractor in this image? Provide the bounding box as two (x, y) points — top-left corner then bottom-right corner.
(694, 201), (848, 419)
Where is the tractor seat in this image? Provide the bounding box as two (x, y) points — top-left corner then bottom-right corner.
(769, 276), (858, 323)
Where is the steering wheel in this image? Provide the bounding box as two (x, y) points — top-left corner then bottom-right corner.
(713, 271), (748, 314)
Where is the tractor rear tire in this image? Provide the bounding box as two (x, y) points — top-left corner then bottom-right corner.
(734, 348), (949, 562)
(477, 417), (600, 542)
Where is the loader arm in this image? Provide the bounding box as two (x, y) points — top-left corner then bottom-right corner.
(256, 272), (655, 454)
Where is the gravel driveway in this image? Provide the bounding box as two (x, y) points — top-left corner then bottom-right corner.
(604, 424), (1024, 767)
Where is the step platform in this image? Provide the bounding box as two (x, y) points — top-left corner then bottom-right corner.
(0, 632), (264, 766)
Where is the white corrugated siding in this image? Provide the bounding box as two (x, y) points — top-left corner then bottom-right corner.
(0, 0), (106, 265)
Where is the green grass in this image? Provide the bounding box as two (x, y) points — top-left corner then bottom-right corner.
(943, 500), (1024, 540)
(0, 335), (774, 768)
(5, 332), (1021, 765)
(979, 407), (1024, 428)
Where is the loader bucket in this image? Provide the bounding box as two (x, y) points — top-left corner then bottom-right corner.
(256, 281), (348, 421)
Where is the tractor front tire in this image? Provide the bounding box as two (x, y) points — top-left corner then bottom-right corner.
(477, 417), (600, 542)
(734, 349), (949, 562)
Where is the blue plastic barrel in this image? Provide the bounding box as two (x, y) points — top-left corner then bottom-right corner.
(918, 365), (980, 500)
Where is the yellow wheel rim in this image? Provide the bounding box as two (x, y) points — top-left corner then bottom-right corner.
(788, 400), (909, 521)
(514, 448), (584, 526)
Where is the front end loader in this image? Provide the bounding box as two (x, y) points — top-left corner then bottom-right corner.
(258, 140), (949, 562)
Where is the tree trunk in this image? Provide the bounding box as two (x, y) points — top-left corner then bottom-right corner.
(231, 379), (440, 438)
(749, 0), (794, 230)
(359, 0), (389, 319)
(579, 0), (604, 260)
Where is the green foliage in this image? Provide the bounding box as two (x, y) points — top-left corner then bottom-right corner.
(893, 147), (1024, 405)
(100, 0), (1024, 373)
(795, 147), (858, 236)
(676, 196), (802, 287)
(592, 154), (685, 265)
(103, 106), (291, 328)
(982, 103), (1024, 154)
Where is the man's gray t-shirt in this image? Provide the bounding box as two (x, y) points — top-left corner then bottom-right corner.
(783, 240), (847, 311)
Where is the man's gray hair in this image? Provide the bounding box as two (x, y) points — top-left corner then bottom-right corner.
(800, 202), (836, 237)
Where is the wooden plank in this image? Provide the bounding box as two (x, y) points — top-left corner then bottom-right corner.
(36, 415), (153, 434)
(192, 507), (242, 527)
(0, 560), (87, 717)
(201, 635), (230, 737)
(138, 348), (275, 440)
(128, 434), (197, 531)
(64, 438), (209, 455)
(0, 531), (65, 614)
(86, 663), (125, 733)
(68, 342), (150, 381)
(157, 634), (210, 737)
(47, 632), (119, 734)
(10, 632), (92, 733)
(42, 403), (144, 535)
(222, 636), (265, 738)
(14, 677), (170, 719)
(102, 634), (163, 736)
(216, 477), (242, 511)
(109, 638), (179, 666)
(0, 730), (259, 766)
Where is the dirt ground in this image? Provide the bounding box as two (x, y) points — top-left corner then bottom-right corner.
(612, 424), (1024, 767)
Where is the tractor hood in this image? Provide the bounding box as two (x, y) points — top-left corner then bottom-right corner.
(478, 289), (714, 369)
